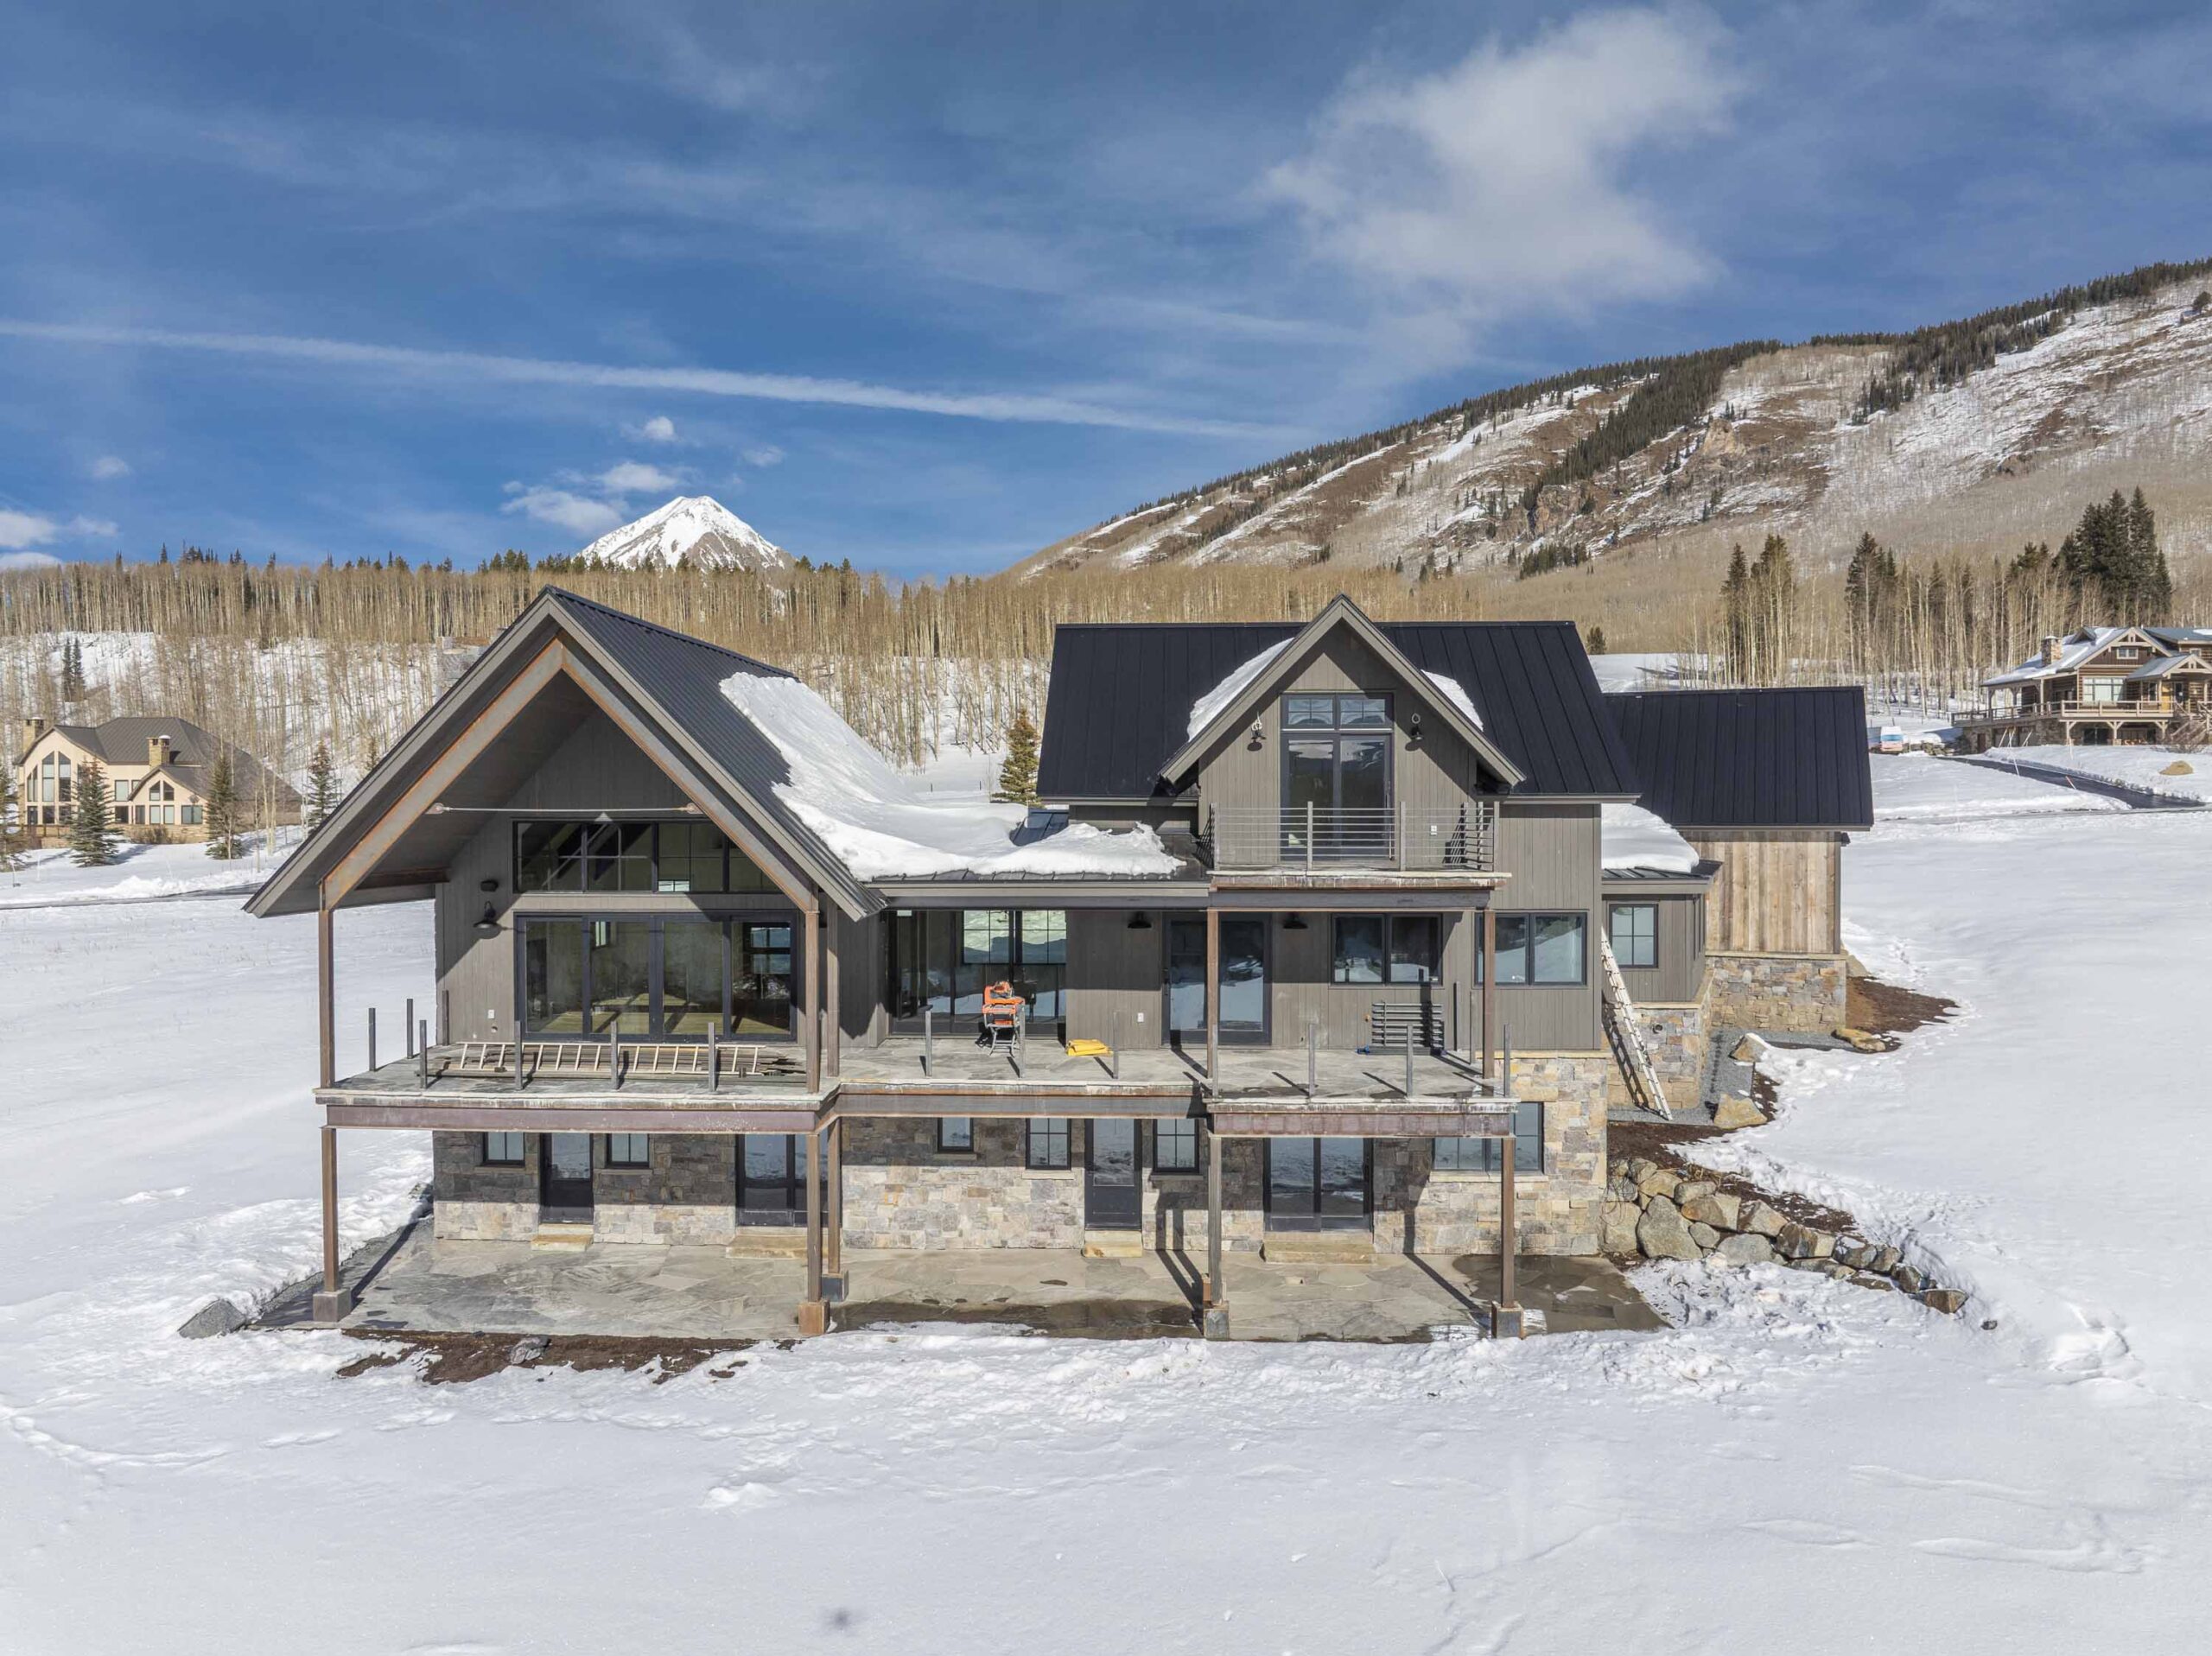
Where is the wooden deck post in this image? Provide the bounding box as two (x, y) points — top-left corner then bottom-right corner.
(311, 893), (351, 1323)
(803, 898), (823, 1094)
(1203, 1123), (1228, 1338)
(1205, 904), (1220, 1083)
(798, 1126), (828, 1336)
(1480, 907), (1497, 1088)
(825, 1119), (844, 1280)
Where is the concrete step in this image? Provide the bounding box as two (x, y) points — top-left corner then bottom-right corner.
(1261, 1231), (1376, 1265)
(1080, 1229), (1145, 1259)
(531, 1221), (594, 1251)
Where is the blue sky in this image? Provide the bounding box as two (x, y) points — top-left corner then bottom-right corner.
(2, 1), (2208, 579)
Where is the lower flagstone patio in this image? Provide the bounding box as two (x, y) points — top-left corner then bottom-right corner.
(327, 1218), (1660, 1343)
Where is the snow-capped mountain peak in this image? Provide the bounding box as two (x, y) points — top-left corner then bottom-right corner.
(575, 496), (790, 573)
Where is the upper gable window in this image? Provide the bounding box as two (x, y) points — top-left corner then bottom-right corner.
(514, 820), (775, 896)
(1285, 693), (1389, 730)
(2113, 646), (2144, 661)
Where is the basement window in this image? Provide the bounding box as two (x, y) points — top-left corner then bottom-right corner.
(482, 1133), (526, 1166)
(606, 1133), (650, 1169)
(1154, 1119), (1198, 1173)
(937, 1117), (974, 1153)
(1027, 1118), (1070, 1169)
(1433, 1101), (1543, 1174)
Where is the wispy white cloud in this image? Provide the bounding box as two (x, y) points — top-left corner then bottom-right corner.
(635, 415), (677, 443)
(0, 549), (63, 570)
(499, 485), (623, 537)
(1265, 8), (1737, 333)
(595, 460), (683, 494)
(87, 454), (131, 479)
(0, 509), (117, 550)
(0, 319), (1279, 438)
(741, 444), (785, 467)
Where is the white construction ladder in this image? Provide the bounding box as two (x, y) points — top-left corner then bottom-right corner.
(1599, 933), (1672, 1120)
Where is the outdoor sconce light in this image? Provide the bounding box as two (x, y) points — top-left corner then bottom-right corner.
(1409, 710), (1423, 739)
(1127, 911), (1153, 930)
(1283, 913), (1307, 930)
(474, 902), (499, 935)
(479, 877), (499, 893)
(1249, 719), (1264, 743)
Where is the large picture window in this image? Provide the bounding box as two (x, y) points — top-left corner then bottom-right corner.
(1154, 1119), (1198, 1173)
(1331, 915), (1439, 984)
(1479, 914), (1586, 986)
(1608, 904), (1658, 970)
(514, 820), (776, 896)
(1283, 693), (1391, 860)
(887, 909), (1067, 1030)
(1027, 1118), (1070, 1169)
(519, 916), (795, 1039)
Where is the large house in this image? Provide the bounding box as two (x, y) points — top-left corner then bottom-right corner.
(247, 589), (1870, 1336)
(15, 714), (302, 843)
(1956, 625), (2212, 750)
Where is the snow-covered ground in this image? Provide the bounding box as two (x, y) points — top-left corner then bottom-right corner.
(0, 833), (304, 908)
(3, 758), (2208, 1651)
(1974, 741), (2212, 803)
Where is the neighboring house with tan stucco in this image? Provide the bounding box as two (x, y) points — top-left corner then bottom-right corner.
(13, 715), (302, 844)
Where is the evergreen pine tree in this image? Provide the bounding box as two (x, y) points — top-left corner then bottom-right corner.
(1584, 625), (1608, 656)
(0, 762), (26, 875)
(67, 756), (121, 867)
(60, 639), (86, 702)
(203, 751), (243, 860)
(993, 710), (1041, 807)
(305, 740), (340, 830)
(1721, 543), (1751, 671)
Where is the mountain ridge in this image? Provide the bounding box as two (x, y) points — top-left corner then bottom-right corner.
(575, 495), (789, 573)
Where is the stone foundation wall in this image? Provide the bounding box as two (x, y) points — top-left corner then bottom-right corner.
(431, 1130), (539, 1240)
(841, 1117), (1084, 1249)
(1605, 1001), (1707, 1109)
(1383, 1053), (1610, 1255)
(1145, 1139), (1266, 1255)
(1707, 953), (1847, 1033)
(594, 1135), (739, 1245)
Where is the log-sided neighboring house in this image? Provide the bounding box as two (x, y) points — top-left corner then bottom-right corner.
(247, 588), (1870, 1336)
(1957, 625), (2212, 751)
(14, 715), (302, 844)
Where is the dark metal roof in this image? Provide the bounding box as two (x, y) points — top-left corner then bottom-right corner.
(1605, 688), (1874, 830)
(1037, 618), (1638, 800)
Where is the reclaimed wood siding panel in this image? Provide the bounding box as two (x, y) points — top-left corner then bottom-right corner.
(1065, 910), (1167, 1049)
(1688, 830), (1841, 955)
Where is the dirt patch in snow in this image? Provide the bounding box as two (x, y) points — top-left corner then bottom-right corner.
(834, 1297), (1198, 1339)
(336, 1329), (767, 1385)
(1847, 972), (1955, 1037)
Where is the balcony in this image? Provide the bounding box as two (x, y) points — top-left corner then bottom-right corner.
(1201, 802), (1498, 876)
(1959, 695), (2192, 726)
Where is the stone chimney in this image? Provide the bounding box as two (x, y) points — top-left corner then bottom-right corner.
(148, 733), (174, 769)
(2040, 636), (2060, 666)
(20, 715), (46, 752)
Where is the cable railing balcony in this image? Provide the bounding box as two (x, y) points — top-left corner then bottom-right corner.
(1203, 800), (1498, 873)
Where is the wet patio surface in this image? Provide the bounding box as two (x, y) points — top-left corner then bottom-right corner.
(329, 1221), (1659, 1344)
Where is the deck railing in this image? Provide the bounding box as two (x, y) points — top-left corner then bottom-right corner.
(1203, 801), (1497, 872)
(1960, 695), (2195, 724)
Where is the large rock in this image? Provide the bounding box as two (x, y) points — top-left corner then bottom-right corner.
(1777, 1222), (1835, 1261)
(1892, 1264), (1927, 1294)
(1687, 1221), (1721, 1250)
(1636, 1170), (1680, 1203)
(1637, 1197), (1703, 1263)
(1625, 1158), (1655, 1184)
(1731, 1033), (1770, 1063)
(1712, 1232), (1775, 1266)
(1675, 1179), (1717, 1204)
(1711, 1094), (1767, 1130)
(1921, 1287), (1968, 1315)
(1832, 1025), (1888, 1055)
(1600, 1200), (1641, 1255)
(1739, 1202), (1787, 1238)
(1681, 1191), (1742, 1231)
(1834, 1238), (1875, 1269)
(1869, 1246), (1902, 1274)
(178, 1297), (249, 1340)
(1608, 1176), (1639, 1203)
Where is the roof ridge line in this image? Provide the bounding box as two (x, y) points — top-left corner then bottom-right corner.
(539, 587), (794, 679)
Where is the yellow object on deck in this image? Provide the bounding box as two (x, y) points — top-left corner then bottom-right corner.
(1064, 1037), (1111, 1058)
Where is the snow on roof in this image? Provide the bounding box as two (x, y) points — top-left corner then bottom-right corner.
(1601, 803), (1700, 874)
(1185, 640), (1289, 739)
(2126, 653), (2212, 680)
(1421, 671), (1484, 731)
(720, 671), (1183, 882)
(1986, 626), (2146, 687)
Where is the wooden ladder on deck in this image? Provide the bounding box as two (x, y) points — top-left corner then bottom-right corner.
(1599, 934), (1672, 1120)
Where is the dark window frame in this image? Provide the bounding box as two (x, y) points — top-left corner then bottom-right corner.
(1433, 1101), (1545, 1174)
(1476, 912), (1589, 987)
(605, 1133), (651, 1169)
(482, 1131), (526, 1167)
(516, 912), (798, 1042)
(937, 1116), (975, 1154)
(1281, 693), (1395, 856)
(1330, 914), (1440, 985)
(1153, 1119), (1199, 1174)
(886, 908), (1068, 1033)
(512, 817), (777, 898)
(1608, 903), (1659, 970)
(1027, 1118), (1071, 1170)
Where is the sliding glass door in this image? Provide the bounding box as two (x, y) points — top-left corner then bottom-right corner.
(1264, 1138), (1370, 1230)
(1166, 917), (1269, 1044)
(518, 915), (795, 1040)
(887, 909), (1067, 1032)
